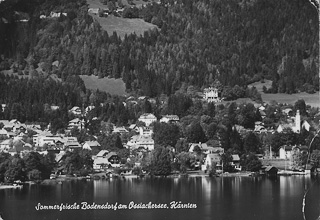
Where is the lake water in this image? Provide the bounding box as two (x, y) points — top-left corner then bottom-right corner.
(0, 175), (320, 220)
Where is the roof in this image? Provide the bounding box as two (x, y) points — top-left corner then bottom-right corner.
(113, 127), (128, 133)
(139, 113), (157, 120)
(70, 106), (81, 111)
(96, 150), (110, 157)
(231, 154), (240, 161)
(84, 141), (101, 147)
(265, 166), (278, 172)
(282, 108), (293, 115)
(105, 152), (118, 160)
(0, 129), (8, 135)
(0, 139), (13, 145)
(161, 115), (179, 120)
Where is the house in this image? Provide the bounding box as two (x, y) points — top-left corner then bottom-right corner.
(88, 8), (100, 14)
(203, 87), (221, 102)
(0, 129), (9, 138)
(85, 106), (95, 115)
(129, 124), (139, 132)
(254, 124), (267, 133)
(138, 127), (153, 136)
(127, 135), (154, 151)
(13, 124), (27, 133)
(231, 154), (241, 170)
(50, 12), (67, 18)
(301, 120), (311, 131)
(68, 118), (84, 130)
(112, 126), (129, 134)
(82, 141), (101, 152)
(69, 106), (82, 116)
(138, 113), (157, 126)
(26, 124), (41, 130)
(93, 152), (121, 170)
(202, 153), (222, 171)
(159, 115), (179, 123)
(0, 120), (20, 132)
(279, 145), (293, 159)
(189, 143), (223, 154)
(263, 166), (278, 176)
(0, 139), (12, 152)
(64, 141), (81, 151)
(96, 150), (109, 158)
(50, 105), (60, 111)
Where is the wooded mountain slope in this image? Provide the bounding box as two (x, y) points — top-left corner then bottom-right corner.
(0, 0), (318, 97)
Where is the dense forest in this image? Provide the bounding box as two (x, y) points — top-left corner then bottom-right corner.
(0, 0), (318, 98)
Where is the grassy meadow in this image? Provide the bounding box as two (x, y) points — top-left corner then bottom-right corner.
(249, 80), (320, 108)
(80, 75), (127, 96)
(87, 0), (158, 39)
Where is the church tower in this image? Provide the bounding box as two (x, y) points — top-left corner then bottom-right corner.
(295, 110), (301, 133)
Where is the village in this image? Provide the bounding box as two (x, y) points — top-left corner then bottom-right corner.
(0, 84), (319, 184)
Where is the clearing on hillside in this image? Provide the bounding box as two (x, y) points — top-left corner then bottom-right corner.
(87, 0), (158, 39)
(248, 80), (320, 108)
(80, 75), (127, 96)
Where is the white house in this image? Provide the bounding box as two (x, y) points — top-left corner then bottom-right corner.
(68, 118), (84, 130)
(202, 153), (222, 171)
(83, 141), (101, 151)
(93, 152), (120, 170)
(88, 8), (100, 14)
(160, 115), (179, 123)
(203, 87), (221, 102)
(279, 145), (293, 159)
(112, 126), (129, 134)
(0, 139), (12, 152)
(69, 106), (82, 116)
(189, 143), (224, 155)
(127, 135), (154, 151)
(50, 12), (67, 18)
(138, 127), (153, 136)
(0, 129), (9, 138)
(138, 113), (157, 126)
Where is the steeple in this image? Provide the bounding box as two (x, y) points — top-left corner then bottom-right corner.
(295, 110), (301, 133)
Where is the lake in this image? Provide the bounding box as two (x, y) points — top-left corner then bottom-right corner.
(0, 175), (319, 220)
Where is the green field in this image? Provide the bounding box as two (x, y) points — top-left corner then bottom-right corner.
(80, 75), (127, 96)
(87, 0), (158, 39)
(249, 80), (320, 108)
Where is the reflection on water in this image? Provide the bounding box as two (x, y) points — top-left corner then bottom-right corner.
(0, 176), (319, 220)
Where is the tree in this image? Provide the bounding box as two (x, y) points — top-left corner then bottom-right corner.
(240, 153), (262, 172)
(62, 150), (93, 176)
(5, 157), (26, 183)
(153, 122), (180, 147)
(291, 150), (307, 170)
(294, 99), (307, 116)
(237, 103), (256, 129)
(310, 150), (320, 168)
(186, 122), (207, 143)
(149, 147), (172, 176)
(243, 132), (262, 153)
(175, 152), (193, 173)
(221, 152), (234, 172)
(175, 138), (189, 153)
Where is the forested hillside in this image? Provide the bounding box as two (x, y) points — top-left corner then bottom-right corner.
(0, 0), (318, 97)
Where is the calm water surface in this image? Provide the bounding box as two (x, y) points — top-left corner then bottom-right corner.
(0, 175), (319, 220)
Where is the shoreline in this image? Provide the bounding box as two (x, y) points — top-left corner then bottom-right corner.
(0, 184), (23, 189)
